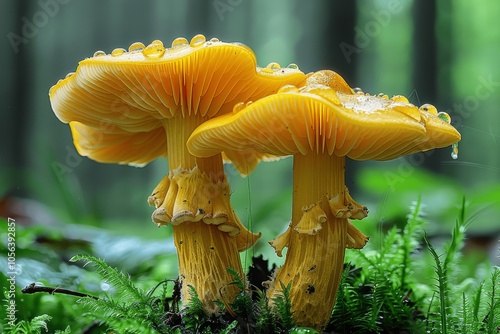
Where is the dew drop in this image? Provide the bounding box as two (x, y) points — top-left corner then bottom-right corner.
(111, 48), (126, 57)
(353, 87), (364, 94)
(65, 72), (75, 79)
(233, 102), (245, 114)
(245, 101), (253, 107)
(100, 281), (111, 291)
(142, 40), (165, 58)
(93, 50), (106, 57)
(190, 34), (206, 47)
(391, 95), (409, 103)
(377, 93), (389, 100)
(437, 111), (451, 124)
(278, 84), (299, 94)
(171, 37), (188, 47)
(286, 63), (299, 70)
(128, 42), (145, 52)
(266, 62), (281, 71)
(419, 103), (438, 115)
(210, 37), (220, 43)
(451, 142), (459, 159)
(151, 39), (164, 46)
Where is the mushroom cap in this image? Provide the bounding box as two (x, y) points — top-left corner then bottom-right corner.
(49, 35), (306, 166)
(187, 72), (461, 171)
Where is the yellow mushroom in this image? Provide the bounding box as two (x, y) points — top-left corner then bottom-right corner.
(187, 70), (461, 329)
(49, 34), (307, 313)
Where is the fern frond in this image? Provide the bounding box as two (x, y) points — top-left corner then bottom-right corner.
(182, 285), (207, 331)
(227, 267), (245, 290)
(255, 288), (277, 333)
(472, 282), (484, 325)
(425, 233), (448, 334)
(272, 282), (294, 330)
(484, 267), (500, 334)
(401, 198), (426, 288)
(55, 325), (72, 334)
(70, 254), (144, 302)
(68, 254), (171, 333)
(7, 314), (52, 334)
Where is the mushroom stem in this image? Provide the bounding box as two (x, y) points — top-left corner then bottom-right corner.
(291, 152), (345, 229)
(162, 114), (245, 313)
(173, 219), (243, 313)
(164, 114), (200, 171)
(268, 152), (348, 330)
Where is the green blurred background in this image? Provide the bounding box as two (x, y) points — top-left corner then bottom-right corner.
(1, 0), (499, 268)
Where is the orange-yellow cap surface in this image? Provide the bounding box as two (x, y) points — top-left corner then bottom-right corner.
(187, 77), (461, 170)
(49, 35), (306, 166)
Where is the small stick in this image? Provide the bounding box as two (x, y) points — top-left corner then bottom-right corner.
(22, 283), (98, 300)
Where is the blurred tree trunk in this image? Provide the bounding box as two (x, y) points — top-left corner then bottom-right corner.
(412, 1), (437, 103)
(323, 1), (358, 83)
(8, 1), (32, 195)
(435, 0), (453, 105)
(412, 0), (445, 172)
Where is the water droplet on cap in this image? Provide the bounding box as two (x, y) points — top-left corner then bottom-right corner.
(353, 87), (364, 94)
(391, 95), (409, 103)
(286, 63), (299, 70)
(278, 85), (299, 94)
(190, 34), (206, 47)
(210, 37), (220, 43)
(267, 62), (281, 71)
(419, 103), (438, 115)
(128, 42), (145, 52)
(437, 111), (451, 124)
(142, 40), (165, 58)
(233, 102), (245, 114)
(93, 50), (106, 57)
(245, 101), (253, 107)
(171, 37), (188, 47)
(451, 142), (459, 159)
(111, 48), (126, 57)
(377, 93), (389, 100)
(261, 62), (281, 74)
(65, 72), (75, 79)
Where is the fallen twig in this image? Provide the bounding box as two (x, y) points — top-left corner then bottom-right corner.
(22, 283), (98, 300)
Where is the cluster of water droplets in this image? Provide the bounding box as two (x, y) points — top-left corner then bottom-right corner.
(354, 88), (413, 105)
(418, 104), (458, 159)
(89, 34), (223, 60)
(339, 88), (460, 160)
(260, 62), (300, 74)
(419, 103), (452, 125)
